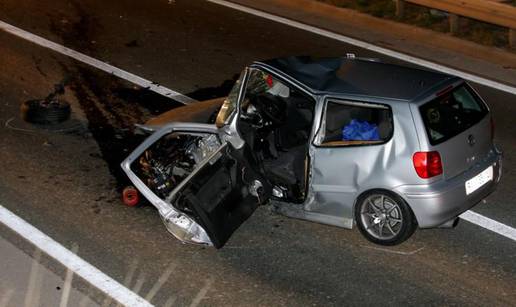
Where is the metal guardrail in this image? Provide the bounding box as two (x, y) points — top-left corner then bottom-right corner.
(395, 0), (516, 48)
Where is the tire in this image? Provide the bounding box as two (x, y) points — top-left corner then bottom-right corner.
(354, 190), (417, 246)
(21, 99), (71, 124)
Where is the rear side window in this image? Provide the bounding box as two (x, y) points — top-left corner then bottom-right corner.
(420, 84), (488, 145)
(322, 101), (393, 146)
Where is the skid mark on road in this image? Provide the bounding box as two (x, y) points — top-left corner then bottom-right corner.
(360, 245), (425, 255)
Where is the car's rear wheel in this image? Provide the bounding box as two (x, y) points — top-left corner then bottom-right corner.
(355, 190), (417, 245)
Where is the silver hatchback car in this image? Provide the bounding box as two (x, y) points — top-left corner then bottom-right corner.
(121, 56), (502, 247)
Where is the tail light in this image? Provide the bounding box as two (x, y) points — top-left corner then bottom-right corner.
(413, 151), (443, 178)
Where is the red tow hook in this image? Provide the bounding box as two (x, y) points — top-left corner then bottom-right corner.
(122, 186), (139, 207)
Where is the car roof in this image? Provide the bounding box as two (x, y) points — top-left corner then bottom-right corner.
(255, 56), (458, 102)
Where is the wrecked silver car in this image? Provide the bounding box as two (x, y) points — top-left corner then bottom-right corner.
(121, 56), (502, 248)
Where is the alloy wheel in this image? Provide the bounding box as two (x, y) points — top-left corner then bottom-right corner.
(359, 194), (403, 240)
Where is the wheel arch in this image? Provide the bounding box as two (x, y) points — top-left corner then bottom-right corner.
(352, 188), (419, 227)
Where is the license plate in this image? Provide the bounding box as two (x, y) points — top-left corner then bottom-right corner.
(465, 166), (493, 195)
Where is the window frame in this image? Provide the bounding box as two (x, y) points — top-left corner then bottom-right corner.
(238, 65), (318, 134)
(315, 98), (394, 148)
(418, 83), (489, 146)
(241, 66), (316, 105)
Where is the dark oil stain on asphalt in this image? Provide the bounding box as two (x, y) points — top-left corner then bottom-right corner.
(125, 40), (140, 48)
(47, 0), (239, 189)
(66, 72), (237, 190)
(47, 1), (153, 189)
(113, 87), (182, 115)
(65, 69), (237, 189)
(48, 0), (99, 51)
(64, 66), (150, 190)
(58, 60), (238, 190)
(185, 73), (239, 101)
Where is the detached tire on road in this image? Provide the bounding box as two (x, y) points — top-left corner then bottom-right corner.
(355, 190), (417, 245)
(21, 99), (71, 124)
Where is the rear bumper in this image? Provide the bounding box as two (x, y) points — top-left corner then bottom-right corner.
(394, 150), (502, 228)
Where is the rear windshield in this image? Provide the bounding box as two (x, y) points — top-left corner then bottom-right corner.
(419, 84), (488, 145)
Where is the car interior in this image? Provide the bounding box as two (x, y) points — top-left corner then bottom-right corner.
(238, 69), (315, 203)
(322, 101), (393, 146)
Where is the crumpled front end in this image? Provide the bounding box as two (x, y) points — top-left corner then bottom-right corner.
(120, 123), (221, 246)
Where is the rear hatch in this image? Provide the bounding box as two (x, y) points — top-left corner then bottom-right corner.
(418, 83), (492, 180)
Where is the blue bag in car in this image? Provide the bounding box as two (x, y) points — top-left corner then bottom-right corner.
(342, 119), (380, 141)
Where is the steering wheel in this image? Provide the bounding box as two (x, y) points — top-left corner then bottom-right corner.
(251, 94), (286, 126)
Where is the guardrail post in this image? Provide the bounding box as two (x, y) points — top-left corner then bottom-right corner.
(449, 14), (459, 35)
(510, 29), (516, 49)
(395, 0), (405, 18)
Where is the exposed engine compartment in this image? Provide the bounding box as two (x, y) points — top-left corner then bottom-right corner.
(132, 133), (220, 199)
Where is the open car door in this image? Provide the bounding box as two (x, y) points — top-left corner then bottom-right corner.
(121, 123), (270, 248)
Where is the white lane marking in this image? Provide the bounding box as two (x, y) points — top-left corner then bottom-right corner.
(189, 277), (214, 307)
(0, 205), (153, 307)
(59, 243), (78, 307)
(144, 263), (176, 302)
(0, 20), (195, 105)
(460, 210), (516, 242)
(163, 296), (177, 307)
(131, 271), (147, 294)
(123, 259), (139, 288)
(24, 248), (42, 307)
(207, 0), (516, 95)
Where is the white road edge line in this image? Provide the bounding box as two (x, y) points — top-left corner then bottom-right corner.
(460, 210), (516, 242)
(0, 205), (154, 307)
(207, 0), (516, 95)
(0, 20), (195, 105)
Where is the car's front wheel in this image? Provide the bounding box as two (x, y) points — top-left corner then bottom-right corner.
(355, 190), (417, 245)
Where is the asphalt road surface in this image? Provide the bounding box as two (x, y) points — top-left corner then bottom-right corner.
(0, 225), (106, 306)
(0, 0), (515, 306)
